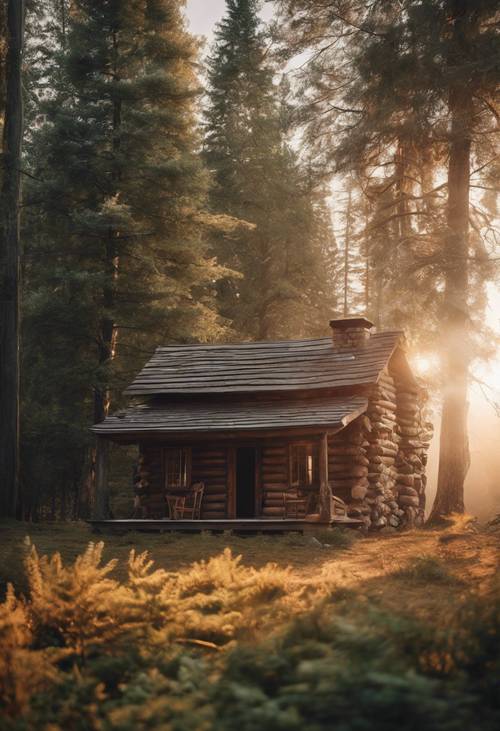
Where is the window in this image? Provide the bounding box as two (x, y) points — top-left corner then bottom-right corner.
(164, 448), (190, 490)
(290, 443), (319, 487)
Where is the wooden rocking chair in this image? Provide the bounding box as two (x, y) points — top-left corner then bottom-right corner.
(331, 495), (348, 518)
(173, 482), (205, 520)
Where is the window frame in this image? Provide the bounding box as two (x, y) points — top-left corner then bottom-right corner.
(163, 447), (191, 492)
(288, 441), (319, 489)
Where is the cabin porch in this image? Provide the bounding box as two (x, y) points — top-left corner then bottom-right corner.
(89, 515), (363, 534)
(92, 411), (369, 529)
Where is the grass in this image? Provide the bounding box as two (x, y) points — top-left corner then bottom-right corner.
(0, 521), (359, 597)
(393, 555), (462, 584)
(309, 526), (360, 548)
(1, 518), (497, 621)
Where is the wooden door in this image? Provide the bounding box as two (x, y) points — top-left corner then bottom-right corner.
(235, 447), (257, 518)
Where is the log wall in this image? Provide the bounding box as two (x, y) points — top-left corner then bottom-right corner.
(260, 443), (288, 518)
(138, 445), (164, 517)
(139, 444), (229, 519)
(137, 378), (433, 529)
(192, 446), (228, 519)
(328, 418), (370, 523)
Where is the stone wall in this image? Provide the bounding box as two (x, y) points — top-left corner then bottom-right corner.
(331, 368), (433, 530)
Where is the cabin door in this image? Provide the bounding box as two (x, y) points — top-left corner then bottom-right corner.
(235, 447), (257, 518)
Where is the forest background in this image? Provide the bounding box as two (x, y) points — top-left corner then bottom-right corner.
(0, 0), (498, 522)
(187, 0), (500, 522)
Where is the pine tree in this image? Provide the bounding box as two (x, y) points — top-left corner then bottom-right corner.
(277, 0), (499, 517)
(334, 176), (366, 318)
(21, 0), (226, 518)
(0, 0), (25, 518)
(204, 0), (336, 341)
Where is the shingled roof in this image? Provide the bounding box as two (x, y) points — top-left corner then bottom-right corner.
(92, 395), (368, 438)
(124, 331), (404, 396)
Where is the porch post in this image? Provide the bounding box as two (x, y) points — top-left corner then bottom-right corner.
(319, 432), (331, 523)
(93, 436), (110, 519)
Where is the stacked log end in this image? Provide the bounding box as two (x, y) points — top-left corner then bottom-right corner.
(393, 374), (433, 528)
(333, 368), (433, 530)
(362, 370), (400, 529)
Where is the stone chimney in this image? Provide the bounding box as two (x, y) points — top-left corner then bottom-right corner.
(329, 317), (374, 350)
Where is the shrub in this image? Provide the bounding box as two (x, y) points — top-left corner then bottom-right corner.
(393, 555), (460, 585)
(210, 590), (500, 731)
(0, 585), (56, 717)
(0, 541), (498, 730)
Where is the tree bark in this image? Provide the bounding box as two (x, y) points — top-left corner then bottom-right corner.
(429, 1), (473, 523)
(343, 183), (352, 317)
(92, 29), (121, 519)
(0, 0), (24, 518)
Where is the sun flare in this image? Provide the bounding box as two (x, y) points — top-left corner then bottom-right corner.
(412, 354), (438, 377)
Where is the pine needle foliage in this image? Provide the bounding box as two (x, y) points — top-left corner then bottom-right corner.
(0, 584), (56, 717)
(204, 0), (337, 340)
(21, 0), (229, 519)
(25, 540), (127, 659)
(0, 542), (499, 729)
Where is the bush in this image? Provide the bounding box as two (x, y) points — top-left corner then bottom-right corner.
(0, 542), (498, 730)
(210, 586), (500, 731)
(393, 556), (460, 585)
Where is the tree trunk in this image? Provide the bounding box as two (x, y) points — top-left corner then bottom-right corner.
(343, 184), (352, 317)
(429, 2), (473, 523)
(0, 0), (24, 518)
(92, 30), (121, 519)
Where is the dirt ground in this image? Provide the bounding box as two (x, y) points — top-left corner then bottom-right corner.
(1, 519), (498, 625)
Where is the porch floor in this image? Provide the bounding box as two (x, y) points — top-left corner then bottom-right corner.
(88, 516), (363, 534)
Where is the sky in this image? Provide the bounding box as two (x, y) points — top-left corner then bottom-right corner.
(186, 0), (274, 44)
(184, 0), (500, 518)
(185, 0), (227, 40)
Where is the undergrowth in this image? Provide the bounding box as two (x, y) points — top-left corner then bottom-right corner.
(309, 527), (359, 549)
(0, 540), (498, 730)
(394, 555), (461, 584)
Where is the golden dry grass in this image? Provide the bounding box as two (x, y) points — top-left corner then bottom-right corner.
(1, 519), (498, 629)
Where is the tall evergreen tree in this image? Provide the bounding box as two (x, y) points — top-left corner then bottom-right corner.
(204, 0), (336, 341)
(21, 0), (226, 518)
(0, 0), (25, 517)
(277, 0), (499, 517)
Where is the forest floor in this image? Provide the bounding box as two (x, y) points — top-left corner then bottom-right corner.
(1, 518), (498, 626)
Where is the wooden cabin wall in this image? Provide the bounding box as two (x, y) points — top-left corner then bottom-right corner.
(139, 444), (229, 518)
(191, 446), (228, 519)
(137, 398), (432, 528)
(328, 419), (369, 519)
(139, 440), (306, 520)
(260, 443), (288, 517)
(139, 445), (164, 517)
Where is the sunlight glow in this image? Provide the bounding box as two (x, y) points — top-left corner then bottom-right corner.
(412, 354), (439, 377)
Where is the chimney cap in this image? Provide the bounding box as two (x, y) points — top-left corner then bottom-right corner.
(329, 317), (374, 330)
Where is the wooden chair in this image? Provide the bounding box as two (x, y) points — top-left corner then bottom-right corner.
(332, 495), (348, 518)
(173, 482), (205, 520)
(283, 488), (310, 518)
(165, 493), (181, 519)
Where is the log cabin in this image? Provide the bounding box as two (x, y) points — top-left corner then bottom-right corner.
(92, 317), (433, 531)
